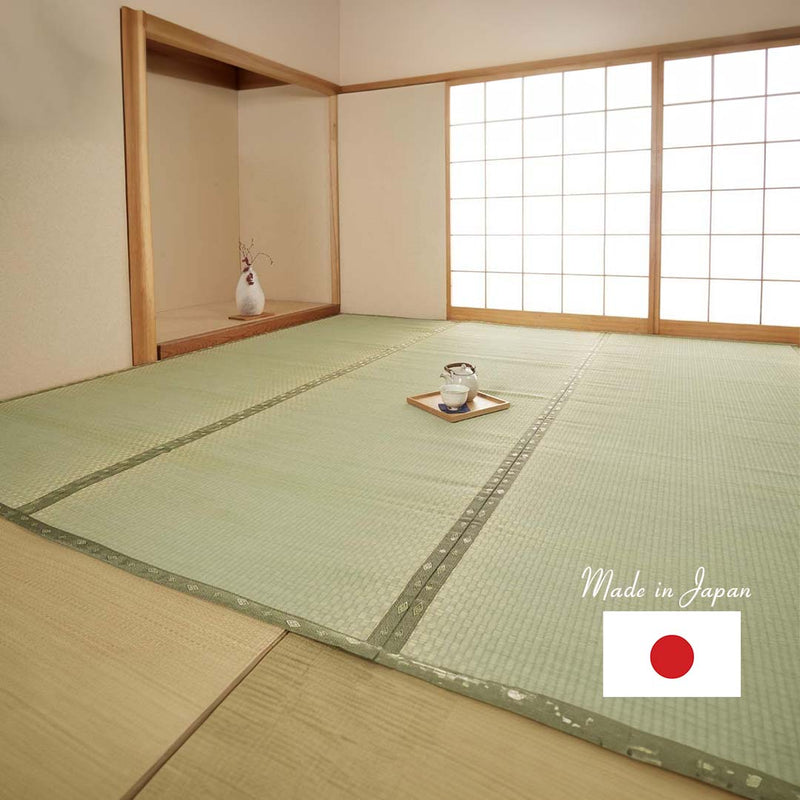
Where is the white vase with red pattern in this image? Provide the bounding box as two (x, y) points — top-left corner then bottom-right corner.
(235, 265), (265, 316)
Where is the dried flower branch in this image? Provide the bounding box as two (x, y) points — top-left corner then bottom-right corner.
(239, 238), (274, 272)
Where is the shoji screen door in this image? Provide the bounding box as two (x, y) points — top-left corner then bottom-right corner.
(447, 38), (800, 342)
(448, 61), (654, 332)
(659, 44), (800, 335)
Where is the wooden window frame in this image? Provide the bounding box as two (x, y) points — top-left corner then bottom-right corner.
(446, 53), (657, 335)
(437, 27), (800, 344)
(120, 7), (342, 365)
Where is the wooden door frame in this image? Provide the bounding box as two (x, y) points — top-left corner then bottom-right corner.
(120, 7), (342, 365)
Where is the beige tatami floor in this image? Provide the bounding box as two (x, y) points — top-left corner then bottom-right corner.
(1, 516), (729, 800)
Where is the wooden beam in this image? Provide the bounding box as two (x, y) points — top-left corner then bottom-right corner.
(340, 25), (800, 93)
(236, 70), (287, 90)
(146, 39), (287, 91)
(121, 7), (157, 365)
(146, 39), (238, 89)
(144, 12), (340, 96)
(328, 96), (341, 305)
(448, 307), (650, 334)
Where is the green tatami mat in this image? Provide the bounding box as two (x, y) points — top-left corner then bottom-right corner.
(0, 316), (447, 507)
(23, 323), (602, 641)
(399, 335), (800, 793)
(3, 319), (798, 799)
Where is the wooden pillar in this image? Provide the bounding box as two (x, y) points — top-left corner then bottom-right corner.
(121, 7), (157, 364)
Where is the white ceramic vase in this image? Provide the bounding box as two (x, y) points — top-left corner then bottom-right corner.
(235, 267), (265, 316)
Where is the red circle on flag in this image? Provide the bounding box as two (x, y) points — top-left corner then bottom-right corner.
(650, 635), (694, 679)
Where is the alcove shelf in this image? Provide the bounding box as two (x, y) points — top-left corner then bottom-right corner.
(156, 300), (339, 359)
(121, 8), (341, 363)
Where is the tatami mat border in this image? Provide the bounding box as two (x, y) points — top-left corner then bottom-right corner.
(379, 652), (797, 800)
(0, 502), (380, 660)
(369, 333), (609, 651)
(19, 323), (453, 515)
(5, 324), (798, 800)
(0, 494), (800, 800)
(3, 496), (796, 799)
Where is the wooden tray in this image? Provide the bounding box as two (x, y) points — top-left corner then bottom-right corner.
(228, 311), (276, 321)
(407, 391), (510, 422)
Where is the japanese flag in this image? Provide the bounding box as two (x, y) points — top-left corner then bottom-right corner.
(603, 611), (741, 697)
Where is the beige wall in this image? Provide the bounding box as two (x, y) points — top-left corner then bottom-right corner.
(0, 0), (338, 400)
(148, 72), (240, 313)
(336, 0), (800, 323)
(238, 86), (332, 303)
(339, 0), (800, 84)
(338, 84), (446, 319)
(2, 0), (798, 399)
(0, 1), (130, 400)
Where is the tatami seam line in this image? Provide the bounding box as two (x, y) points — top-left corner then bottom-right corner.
(17, 323), (454, 515)
(368, 328), (799, 800)
(120, 629), (289, 800)
(368, 332), (609, 652)
(6, 504), (796, 800)
(4, 328), (799, 799)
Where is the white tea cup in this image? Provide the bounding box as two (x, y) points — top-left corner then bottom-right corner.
(440, 383), (469, 410)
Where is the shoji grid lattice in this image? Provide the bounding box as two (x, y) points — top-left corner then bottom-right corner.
(449, 63), (652, 317)
(659, 45), (800, 326)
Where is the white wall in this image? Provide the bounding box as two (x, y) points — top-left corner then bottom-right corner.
(339, 84), (446, 319)
(238, 86), (332, 304)
(339, 0), (800, 84)
(0, 0), (338, 400)
(148, 73), (240, 312)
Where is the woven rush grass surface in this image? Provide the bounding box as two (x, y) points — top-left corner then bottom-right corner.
(400, 334), (800, 793)
(0, 316), (448, 507)
(2, 316), (797, 799)
(7, 319), (600, 641)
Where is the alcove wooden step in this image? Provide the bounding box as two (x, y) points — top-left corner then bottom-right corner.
(156, 300), (339, 359)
